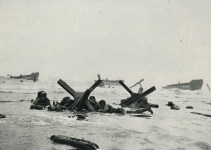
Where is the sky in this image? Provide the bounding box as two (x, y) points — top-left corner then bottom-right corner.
(0, 0), (211, 87)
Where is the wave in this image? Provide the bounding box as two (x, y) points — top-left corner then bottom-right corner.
(0, 90), (36, 94)
(0, 99), (30, 103)
(0, 91), (13, 93)
(194, 142), (211, 150)
(51, 91), (66, 94)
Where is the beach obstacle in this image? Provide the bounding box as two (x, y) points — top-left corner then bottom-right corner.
(57, 79), (102, 111)
(119, 80), (156, 107)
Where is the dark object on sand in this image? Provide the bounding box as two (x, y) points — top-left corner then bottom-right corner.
(50, 135), (99, 150)
(191, 112), (211, 118)
(130, 114), (152, 118)
(76, 115), (87, 121)
(166, 101), (180, 110)
(114, 108), (126, 115)
(127, 109), (153, 114)
(149, 103), (159, 108)
(162, 79), (203, 91)
(58, 79), (102, 111)
(0, 114), (6, 118)
(10, 72), (39, 82)
(186, 106), (194, 109)
(167, 101), (174, 106)
(30, 105), (44, 110)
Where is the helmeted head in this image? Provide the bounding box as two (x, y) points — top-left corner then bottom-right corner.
(98, 100), (106, 109)
(41, 91), (47, 97)
(167, 101), (174, 106)
(37, 91), (44, 98)
(89, 96), (97, 103)
(63, 96), (70, 101)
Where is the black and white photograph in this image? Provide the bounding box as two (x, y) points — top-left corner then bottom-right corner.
(0, 0), (211, 150)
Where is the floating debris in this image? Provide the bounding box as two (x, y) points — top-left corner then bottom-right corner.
(166, 101), (180, 110)
(76, 115), (87, 121)
(191, 112), (211, 118)
(50, 135), (100, 150)
(0, 114), (6, 118)
(186, 106), (193, 109)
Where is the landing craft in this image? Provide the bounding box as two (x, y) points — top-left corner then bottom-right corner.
(9, 72), (39, 82)
(94, 74), (124, 87)
(162, 79), (203, 91)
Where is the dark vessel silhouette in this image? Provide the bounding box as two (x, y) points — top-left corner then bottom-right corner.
(10, 72), (39, 82)
(95, 74), (124, 87)
(162, 79), (203, 91)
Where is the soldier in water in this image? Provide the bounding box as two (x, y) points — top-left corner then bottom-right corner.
(33, 91), (51, 107)
(98, 100), (125, 115)
(138, 83), (143, 94)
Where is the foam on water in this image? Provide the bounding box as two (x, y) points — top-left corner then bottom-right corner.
(0, 79), (211, 150)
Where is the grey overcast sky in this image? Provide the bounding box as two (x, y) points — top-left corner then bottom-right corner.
(0, 0), (211, 87)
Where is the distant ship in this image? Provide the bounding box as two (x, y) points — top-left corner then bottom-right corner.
(10, 72), (39, 82)
(162, 79), (203, 91)
(95, 74), (124, 87)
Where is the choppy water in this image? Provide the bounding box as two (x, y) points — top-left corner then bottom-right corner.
(0, 79), (211, 150)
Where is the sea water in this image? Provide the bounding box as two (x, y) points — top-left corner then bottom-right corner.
(0, 79), (211, 150)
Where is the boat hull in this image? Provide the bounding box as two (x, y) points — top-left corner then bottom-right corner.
(162, 79), (203, 91)
(95, 80), (124, 87)
(10, 72), (39, 82)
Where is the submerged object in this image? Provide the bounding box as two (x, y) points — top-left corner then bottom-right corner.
(50, 135), (100, 150)
(130, 114), (152, 118)
(186, 106), (193, 109)
(191, 112), (211, 118)
(162, 79), (203, 91)
(95, 74), (124, 87)
(76, 115), (87, 121)
(166, 101), (180, 110)
(10, 72), (39, 82)
(30, 105), (44, 110)
(148, 103), (159, 108)
(206, 84), (211, 92)
(0, 114), (6, 118)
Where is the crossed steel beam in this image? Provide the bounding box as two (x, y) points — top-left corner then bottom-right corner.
(58, 79), (102, 111)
